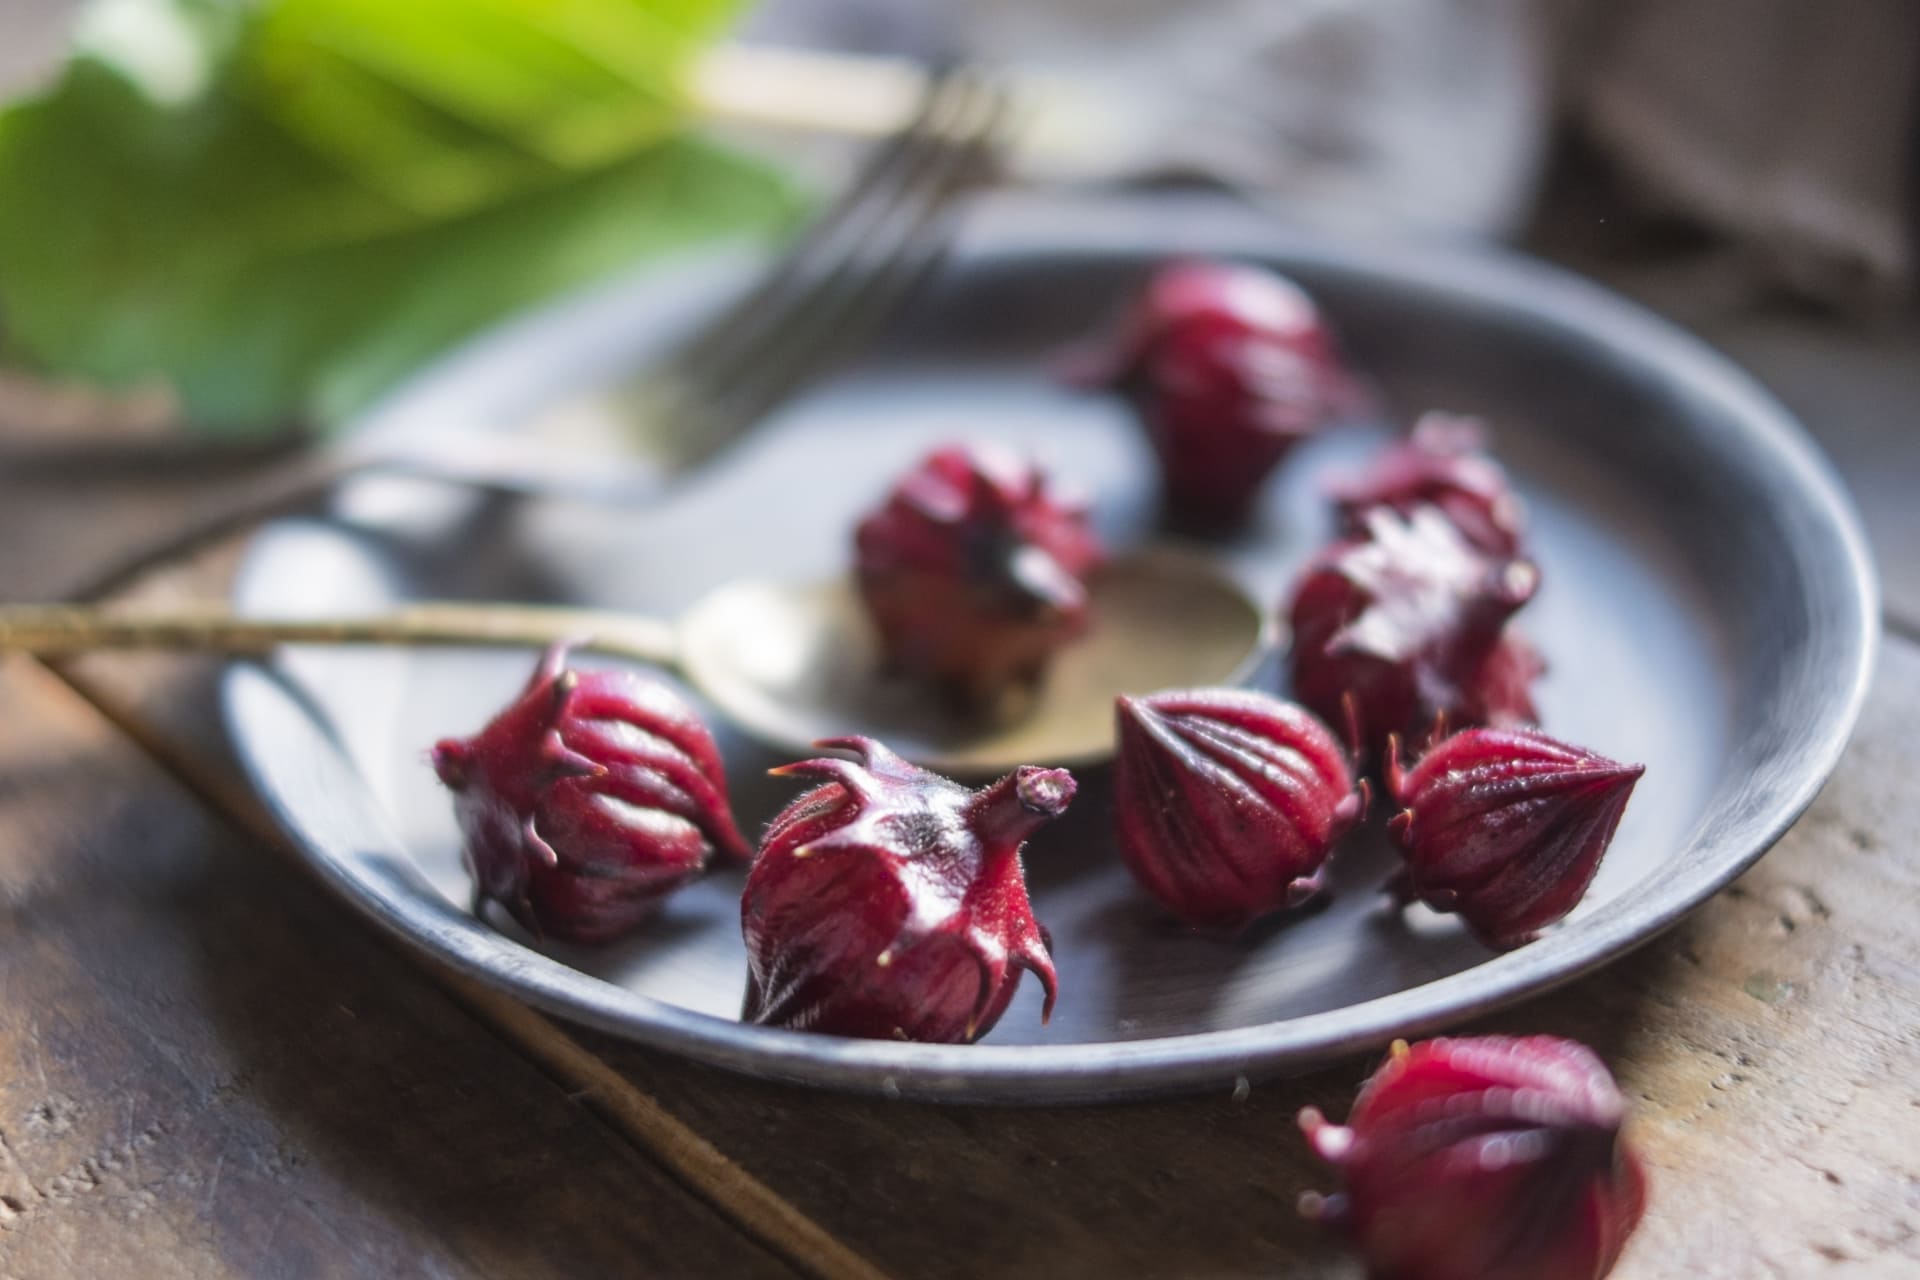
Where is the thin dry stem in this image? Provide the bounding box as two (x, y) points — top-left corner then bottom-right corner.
(0, 602), (681, 668)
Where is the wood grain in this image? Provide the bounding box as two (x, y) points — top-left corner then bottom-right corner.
(47, 533), (1920, 1279)
(0, 655), (797, 1280)
(0, 420), (303, 604)
(42, 554), (890, 1280)
(555, 638), (1920, 1279)
(3, 155), (1914, 1278)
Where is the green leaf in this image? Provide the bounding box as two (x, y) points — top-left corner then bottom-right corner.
(248, 0), (723, 220)
(184, 136), (801, 430)
(0, 0), (803, 434)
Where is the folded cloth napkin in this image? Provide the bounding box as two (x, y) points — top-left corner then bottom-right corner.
(940, 0), (1556, 241)
(755, 0), (1916, 308)
(748, 0), (1557, 239)
(1561, 0), (1918, 310)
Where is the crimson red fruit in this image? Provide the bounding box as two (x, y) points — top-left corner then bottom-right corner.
(1113, 689), (1366, 930)
(741, 736), (1069, 1043)
(1329, 413), (1528, 556)
(855, 444), (1104, 708)
(1287, 505), (1542, 763)
(1386, 726), (1644, 949)
(1080, 259), (1354, 529)
(432, 645), (749, 945)
(1299, 1035), (1648, 1280)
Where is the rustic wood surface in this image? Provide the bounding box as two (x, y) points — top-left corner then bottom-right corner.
(0, 0), (1912, 1274)
(46, 585), (1920, 1280)
(0, 657), (803, 1280)
(0, 21), (1916, 1259)
(3, 283), (1917, 1280)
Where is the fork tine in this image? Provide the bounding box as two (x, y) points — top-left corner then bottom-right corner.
(70, 66), (1010, 594)
(663, 67), (976, 391)
(605, 67), (983, 467)
(504, 63), (1005, 489)
(690, 102), (1001, 450)
(769, 76), (1009, 375)
(675, 74), (1008, 456)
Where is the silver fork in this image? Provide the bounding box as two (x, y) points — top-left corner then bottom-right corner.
(618, 67), (1010, 479)
(72, 67), (1009, 601)
(337, 65), (1011, 502)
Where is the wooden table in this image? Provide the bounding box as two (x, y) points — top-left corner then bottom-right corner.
(0, 239), (1916, 1278)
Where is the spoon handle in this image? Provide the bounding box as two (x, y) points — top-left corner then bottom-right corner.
(0, 602), (680, 668)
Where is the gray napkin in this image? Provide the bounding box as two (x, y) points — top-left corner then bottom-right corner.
(752, 0), (1557, 239)
(1560, 0), (1918, 309)
(756, 0), (1916, 307)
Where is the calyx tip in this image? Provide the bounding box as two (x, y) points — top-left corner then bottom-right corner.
(1015, 766), (1077, 817)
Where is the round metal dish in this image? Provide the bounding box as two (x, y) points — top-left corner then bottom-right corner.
(223, 196), (1877, 1103)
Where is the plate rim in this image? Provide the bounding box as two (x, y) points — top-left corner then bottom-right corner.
(222, 195), (1879, 1103)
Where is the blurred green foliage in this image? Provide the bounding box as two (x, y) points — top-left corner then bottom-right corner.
(0, 0), (805, 433)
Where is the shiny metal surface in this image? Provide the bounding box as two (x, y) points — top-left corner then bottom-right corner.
(223, 196), (1877, 1102)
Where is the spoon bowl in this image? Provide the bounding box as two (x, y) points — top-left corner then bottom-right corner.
(680, 547), (1273, 773)
(0, 549), (1271, 776)
(211, 200), (1876, 1102)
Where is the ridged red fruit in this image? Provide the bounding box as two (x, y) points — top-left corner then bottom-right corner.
(1080, 259), (1354, 529)
(432, 645), (749, 945)
(855, 444), (1104, 708)
(741, 737), (1069, 1043)
(1329, 413), (1528, 556)
(1113, 689), (1367, 930)
(1386, 726), (1644, 949)
(1287, 505), (1542, 763)
(1299, 1036), (1649, 1280)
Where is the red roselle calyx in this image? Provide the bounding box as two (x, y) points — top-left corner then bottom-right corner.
(1287, 505), (1543, 764)
(741, 736), (1069, 1043)
(855, 444), (1104, 708)
(1386, 727), (1644, 949)
(1299, 1036), (1648, 1280)
(1113, 689), (1366, 930)
(1075, 259), (1354, 530)
(432, 645), (749, 945)
(1329, 413), (1528, 557)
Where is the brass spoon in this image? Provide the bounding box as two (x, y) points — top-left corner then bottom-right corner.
(0, 549), (1271, 774)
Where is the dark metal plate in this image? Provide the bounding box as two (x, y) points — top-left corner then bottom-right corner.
(223, 195), (1877, 1102)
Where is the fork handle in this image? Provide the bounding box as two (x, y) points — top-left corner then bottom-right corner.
(341, 432), (671, 505)
(0, 602), (681, 668)
(66, 432), (672, 605)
